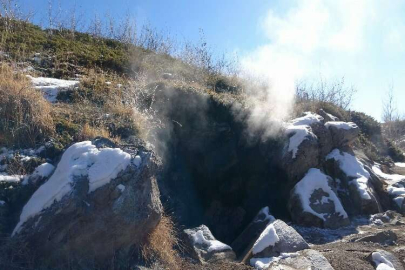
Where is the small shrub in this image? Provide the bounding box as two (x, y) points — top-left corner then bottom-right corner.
(386, 139), (405, 162)
(350, 111), (381, 140)
(0, 64), (54, 147)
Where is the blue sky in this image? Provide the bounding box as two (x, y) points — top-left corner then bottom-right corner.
(23, 0), (405, 121)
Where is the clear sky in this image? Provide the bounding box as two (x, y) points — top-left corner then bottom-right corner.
(23, 0), (405, 121)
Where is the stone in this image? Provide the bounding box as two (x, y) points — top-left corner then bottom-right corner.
(355, 230), (397, 246)
(12, 140), (163, 265)
(183, 225), (236, 264)
(288, 169), (350, 229)
(231, 207), (275, 258)
(253, 220), (309, 258)
(325, 122), (360, 148)
(250, 249), (334, 270)
(367, 250), (404, 270)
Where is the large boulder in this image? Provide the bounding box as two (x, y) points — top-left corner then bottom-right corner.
(289, 168), (349, 229)
(325, 149), (381, 215)
(231, 206), (275, 258)
(325, 121), (359, 148)
(251, 220), (309, 258)
(282, 112), (324, 182)
(183, 225), (236, 263)
(251, 249), (334, 270)
(11, 139), (163, 264)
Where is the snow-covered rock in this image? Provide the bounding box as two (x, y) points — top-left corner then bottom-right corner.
(11, 138), (163, 263)
(372, 165), (405, 214)
(250, 220), (309, 258)
(183, 225), (236, 263)
(289, 168), (349, 229)
(251, 249), (333, 270)
(27, 75), (79, 102)
(367, 250), (404, 270)
(326, 149), (381, 215)
(231, 207), (275, 256)
(325, 121), (359, 147)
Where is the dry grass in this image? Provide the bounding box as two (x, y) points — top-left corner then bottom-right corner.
(77, 123), (110, 141)
(142, 215), (180, 270)
(0, 64), (54, 147)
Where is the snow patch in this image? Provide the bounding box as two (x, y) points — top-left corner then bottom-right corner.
(372, 166), (405, 182)
(12, 141), (131, 235)
(325, 121), (358, 130)
(27, 75), (79, 102)
(294, 168), (347, 220)
(0, 174), (23, 183)
(191, 229), (232, 253)
(255, 206), (275, 224)
(285, 112), (323, 159)
(326, 149), (371, 200)
(395, 162), (405, 168)
(250, 252), (299, 270)
(133, 155), (142, 167)
(252, 224), (279, 255)
(33, 163), (55, 178)
(117, 184), (125, 192)
(372, 252), (395, 270)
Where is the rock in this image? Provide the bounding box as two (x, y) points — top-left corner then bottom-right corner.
(355, 230), (397, 245)
(367, 250), (404, 270)
(183, 225), (236, 264)
(161, 73), (173, 80)
(325, 121), (360, 148)
(252, 220), (309, 258)
(250, 249), (334, 270)
(12, 140), (163, 264)
(370, 210), (404, 226)
(289, 169), (350, 229)
(318, 109), (339, 122)
(231, 207), (275, 258)
(325, 149), (381, 216)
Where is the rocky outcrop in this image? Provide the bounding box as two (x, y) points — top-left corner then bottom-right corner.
(183, 225), (236, 264)
(285, 112), (384, 228)
(11, 139), (163, 264)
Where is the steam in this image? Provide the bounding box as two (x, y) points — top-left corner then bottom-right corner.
(237, 0), (398, 137)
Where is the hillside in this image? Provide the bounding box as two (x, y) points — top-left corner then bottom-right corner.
(0, 18), (405, 270)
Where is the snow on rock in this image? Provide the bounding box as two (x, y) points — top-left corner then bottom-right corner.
(117, 184), (126, 192)
(250, 253), (299, 270)
(395, 162), (405, 168)
(285, 112), (323, 159)
(372, 252), (395, 270)
(326, 149), (371, 200)
(133, 155), (142, 167)
(254, 206), (275, 224)
(32, 163), (55, 178)
(290, 112), (324, 126)
(325, 121), (358, 130)
(372, 166), (405, 182)
(27, 75), (79, 102)
(13, 141), (131, 235)
(372, 165), (405, 208)
(190, 228), (232, 253)
(252, 223), (279, 255)
(293, 168), (348, 220)
(0, 174), (23, 183)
